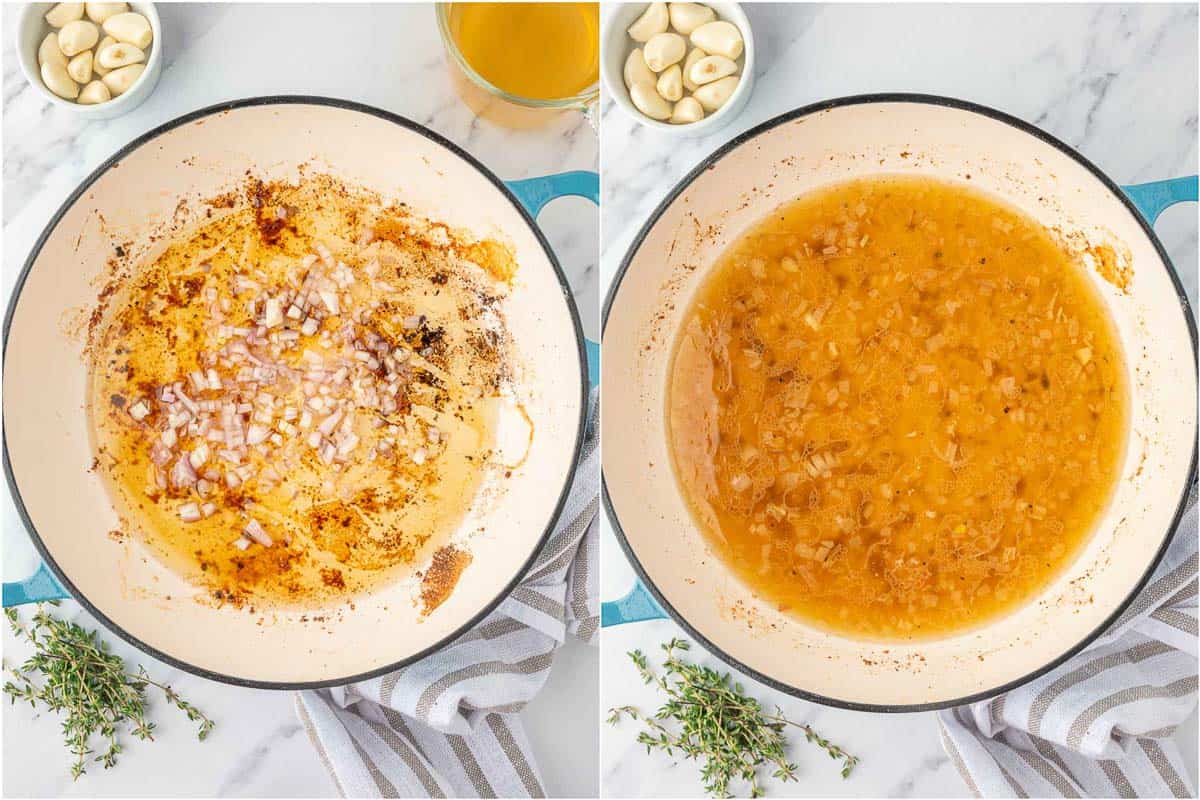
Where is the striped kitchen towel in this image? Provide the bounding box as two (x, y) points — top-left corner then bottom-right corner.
(939, 486), (1198, 798)
(296, 389), (599, 798)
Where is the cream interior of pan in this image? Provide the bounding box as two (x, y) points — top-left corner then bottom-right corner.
(602, 100), (1196, 707)
(5, 102), (583, 683)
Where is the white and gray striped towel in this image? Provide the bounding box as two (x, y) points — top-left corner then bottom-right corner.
(296, 389), (599, 798)
(940, 487), (1198, 798)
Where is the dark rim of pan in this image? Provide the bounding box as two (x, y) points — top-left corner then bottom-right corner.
(2, 95), (590, 690)
(601, 92), (1199, 713)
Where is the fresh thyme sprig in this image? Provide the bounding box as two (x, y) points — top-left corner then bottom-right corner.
(3, 604), (214, 780)
(607, 638), (858, 798)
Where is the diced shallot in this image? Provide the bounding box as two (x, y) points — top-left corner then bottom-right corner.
(175, 386), (199, 414)
(170, 457), (198, 488)
(245, 424), (271, 445)
(337, 432), (360, 456)
(319, 290), (340, 315)
(315, 243), (334, 267)
(318, 409), (343, 435)
(263, 297), (283, 327)
(189, 443), (209, 469)
(149, 441), (173, 466)
(243, 518), (273, 547)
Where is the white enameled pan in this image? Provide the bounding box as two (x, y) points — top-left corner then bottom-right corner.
(3, 97), (597, 688)
(602, 94), (1197, 711)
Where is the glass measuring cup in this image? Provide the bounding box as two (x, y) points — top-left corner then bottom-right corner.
(436, 3), (600, 129)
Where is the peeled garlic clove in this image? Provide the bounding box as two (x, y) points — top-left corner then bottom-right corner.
(37, 32), (68, 69)
(681, 47), (705, 92)
(668, 3), (715, 35)
(57, 19), (99, 57)
(97, 41), (144, 69)
(103, 11), (152, 49)
(85, 2), (128, 24)
(690, 20), (743, 60)
(627, 2), (669, 42)
(78, 79), (111, 104)
(92, 36), (116, 76)
(689, 54), (737, 86)
(642, 32), (686, 72)
(623, 48), (655, 89)
(655, 64), (683, 102)
(44, 3), (84, 27)
(693, 74), (739, 111)
(629, 82), (673, 120)
(67, 49), (93, 83)
(671, 96), (705, 124)
(40, 61), (79, 99)
(101, 62), (143, 96)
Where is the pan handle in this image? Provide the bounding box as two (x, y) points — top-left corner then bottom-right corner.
(1121, 176), (1198, 225)
(506, 170), (599, 216)
(3, 562), (69, 607)
(601, 578), (667, 627)
(506, 171), (601, 387)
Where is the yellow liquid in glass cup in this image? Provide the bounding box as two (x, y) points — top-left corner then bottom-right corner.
(438, 2), (600, 127)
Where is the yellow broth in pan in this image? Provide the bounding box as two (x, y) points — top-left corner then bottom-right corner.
(668, 176), (1128, 640)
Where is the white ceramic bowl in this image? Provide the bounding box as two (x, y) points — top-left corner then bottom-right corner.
(16, 2), (162, 120)
(603, 2), (754, 136)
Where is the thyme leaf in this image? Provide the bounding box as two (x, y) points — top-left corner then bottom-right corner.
(608, 638), (858, 798)
(3, 604), (214, 780)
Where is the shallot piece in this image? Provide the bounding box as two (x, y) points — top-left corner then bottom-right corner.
(149, 441), (172, 466)
(170, 457), (197, 488)
(245, 423), (270, 445)
(242, 519), (273, 547)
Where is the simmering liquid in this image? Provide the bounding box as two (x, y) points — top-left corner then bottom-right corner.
(447, 3), (599, 100)
(668, 176), (1128, 640)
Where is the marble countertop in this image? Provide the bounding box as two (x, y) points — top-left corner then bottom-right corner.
(2, 3), (597, 797)
(599, 3), (1197, 797)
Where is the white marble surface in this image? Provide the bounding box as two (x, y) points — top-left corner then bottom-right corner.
(600, 3), (1198, 797)
(2, 3), (597, 797)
